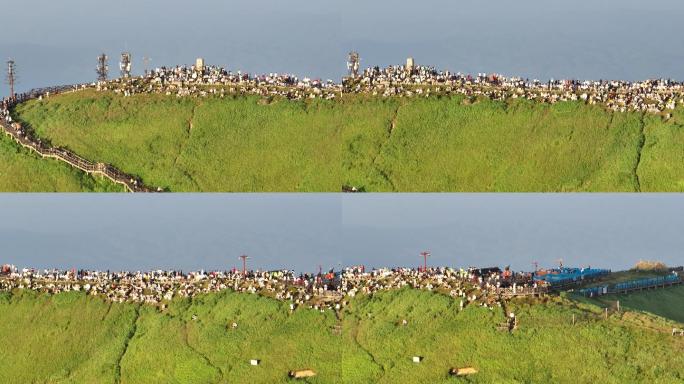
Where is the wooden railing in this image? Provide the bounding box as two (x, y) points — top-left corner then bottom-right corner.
(498, 285), (548, 298)
(1, 85), (159, 192)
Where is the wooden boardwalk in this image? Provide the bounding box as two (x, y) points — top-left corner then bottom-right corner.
(1, 86), (159, 193)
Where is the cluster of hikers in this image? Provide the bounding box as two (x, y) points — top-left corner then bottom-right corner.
(0, 265), (342, 311)
(348, 63), (683, 114)
(1, 100), (11, 125)
(101, 64), (340, 100)
(0, 263), (544, 312)
(89, 59), (684, 114)
(3, 60), (682, 118)
(342, 265), (544, 309)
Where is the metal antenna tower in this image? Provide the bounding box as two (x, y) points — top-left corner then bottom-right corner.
(143, 56), (151, 75)
(119, 52), (132, 78)
(6, 59), (16, 99)
(96, 54), (109, 82)
(347, 51), (360, 78)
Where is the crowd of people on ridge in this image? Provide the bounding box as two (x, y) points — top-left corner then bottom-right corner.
(0, 264), (543, 312)
(347, 63), (683, 114)
(3, 59), (683, 127)
(2, 58), (683, 115)
(90, 58), (684, 115)
(101, 64), (340, 100)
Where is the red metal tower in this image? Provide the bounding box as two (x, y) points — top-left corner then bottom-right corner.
(420, 251), (430, 272)
(239, 254), (249, 275)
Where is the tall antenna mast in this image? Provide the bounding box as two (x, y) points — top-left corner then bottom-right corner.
(6, 59), (16, 99)
(143, 56), (151, 75)
(96, 54), (109, 82)
(119, 52), (132, 78)
(347, 51), (360, 78)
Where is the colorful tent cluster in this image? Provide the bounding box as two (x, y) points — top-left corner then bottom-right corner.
(533, 268), (611, 286)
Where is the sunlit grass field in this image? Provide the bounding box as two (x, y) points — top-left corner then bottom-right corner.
(580, 284), (684, 323)
(0, 288), (682, 383)
(9, 90), (684, 191)
(373, 97), (644, 191)
(13, 92), (344, 192)
(0, 133), (122, 192)
(638, 108), (684, 191)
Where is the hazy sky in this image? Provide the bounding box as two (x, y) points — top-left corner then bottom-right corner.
(1, 2), (684, 273)
(1, 194), (682, 272)
(1, 0), (684, 96)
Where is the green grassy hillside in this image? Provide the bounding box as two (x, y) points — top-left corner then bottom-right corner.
(638, 109), (684, 191)
(581, 284), (684, 323)
(0, 288), (682, 383)
(8, 91), (684, 191)
(0, 133), (123, 192)
(12, 92), (346, 192)
(370, 98), (643, 191)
